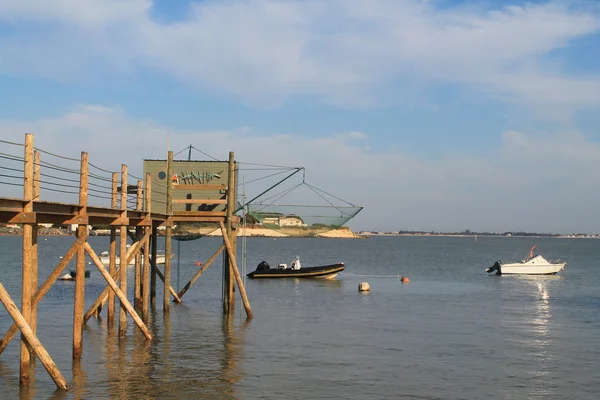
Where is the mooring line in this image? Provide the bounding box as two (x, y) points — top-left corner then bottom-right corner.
(339, 272), (403, 278)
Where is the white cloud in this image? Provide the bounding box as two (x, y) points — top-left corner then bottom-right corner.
(0, 0), (598, 112)
(2, 105), (600, 233)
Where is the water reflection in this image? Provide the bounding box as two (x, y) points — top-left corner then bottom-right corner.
(100, 310), (248, 399)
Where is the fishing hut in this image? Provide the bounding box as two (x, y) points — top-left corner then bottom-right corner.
(0, 133), (251, 390)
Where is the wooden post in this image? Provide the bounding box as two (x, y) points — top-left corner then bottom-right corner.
(73, 151), (88, 360)
(0, 284), (69, 390)
(119, 164), (128, 337)
(219, 221), (253, 319)
(142, 173), (151, 323)
(20, 132), (34, 386)
(134, 179), (143, 309)
(223, 152), (236, 314)
(164, 151), (173, 312)
(177, 245), (225, 299)
(31, 150), (40, 351)
(84, 244), (152, 340)
(150, 225), (157, 307)
(108, 172), (118, 326)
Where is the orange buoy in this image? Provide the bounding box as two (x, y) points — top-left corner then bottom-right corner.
(195, 261), (202, 266)
(400, 276), (410, 283)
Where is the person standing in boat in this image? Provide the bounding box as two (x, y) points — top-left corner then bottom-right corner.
(291, 256), (301, 270)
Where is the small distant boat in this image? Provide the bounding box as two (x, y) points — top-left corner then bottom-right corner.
(486, 246), (566, 275)
(247, 257), (344, 279)
(99, 250), (168, 266)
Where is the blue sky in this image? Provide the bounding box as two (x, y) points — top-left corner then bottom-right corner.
(1, 0), (600, 234)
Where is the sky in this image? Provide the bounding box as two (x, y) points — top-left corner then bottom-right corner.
(1, 0), (600, 234)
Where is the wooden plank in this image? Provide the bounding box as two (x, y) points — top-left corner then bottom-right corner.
(0, 284), (69, 390)
(172, 199), (227, 204)
(6, 212), (36, 224)
(172, 184), (227, 190)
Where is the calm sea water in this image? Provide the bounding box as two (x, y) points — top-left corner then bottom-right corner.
(0, 235), (599, 399)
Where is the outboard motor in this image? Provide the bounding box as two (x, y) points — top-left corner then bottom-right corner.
(486, 261), (502, 275)
(257, 261), (271, 271)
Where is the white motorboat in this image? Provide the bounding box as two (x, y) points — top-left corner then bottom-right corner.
(486, 246), (565, 275)
(99, 251), (168, 266)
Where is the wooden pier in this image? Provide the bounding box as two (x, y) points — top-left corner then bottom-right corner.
(0, 133), (252, 390)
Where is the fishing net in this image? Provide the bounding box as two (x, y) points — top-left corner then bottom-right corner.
(244, 182), (363, 236)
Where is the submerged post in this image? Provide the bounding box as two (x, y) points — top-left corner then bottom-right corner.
(164, 151), (173, 312)
(223, 151), (236, 314)
(20, 133), (35, 386)
(108, 172), (118, 326)
(73, 151), (89, 360)
(119, 164), (128, 337)
(142, 173), (151, 322)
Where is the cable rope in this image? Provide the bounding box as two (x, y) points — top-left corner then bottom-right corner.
(35, 178), (80, 190)
(0, 139), (25, 147)
(34, 147), (80, 162)
(37, 159), (80, 175)
(0, 173), (23, 180)
(0, 153), (25, 163)
(304, 182), (358, 207)
(88, 172), (115, 184)
(1, 166), (24, 174)
(38, 185), (79, 195)
(237, 161), (301, 169)
(190, 146), (219, 161)
(39, 171), (80, 184)
(241, 169), (301, 185)
(88, 162), (117, 175)
(88, 193), (113, 201)
(0, 180), (23, 187)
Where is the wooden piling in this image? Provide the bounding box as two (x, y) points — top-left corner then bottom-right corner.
(164, 151), (173, 312)
(219, 221), (252, 319)
(20, 132), (34, 386)
(73, 151), (88, 360)
(150, 225), (157, 306)
(119, 164), (128, 337)
(108, 172), (118, 326)
(223, 152), (236, 314)
(142, 174), (151, 323)
(0, 284), (69, 390)
(31, 149), (40, 342)
(134, 179), (143, 309)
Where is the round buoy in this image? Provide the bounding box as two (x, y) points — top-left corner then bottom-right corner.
(400, 276), (410, 283)
(358, 281), (370, 292)
(195, 261), (202, 266)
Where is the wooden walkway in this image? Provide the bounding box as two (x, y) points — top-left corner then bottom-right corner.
(0, 133), (252, 391)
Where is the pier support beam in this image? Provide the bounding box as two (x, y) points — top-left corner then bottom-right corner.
(223, 152), (236, 314)
(20, 133), (35, 386)
(73, 151), (88, 360)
